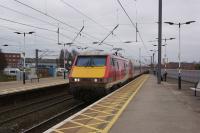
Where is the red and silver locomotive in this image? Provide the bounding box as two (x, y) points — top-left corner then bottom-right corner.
(68, 52), (134, 100)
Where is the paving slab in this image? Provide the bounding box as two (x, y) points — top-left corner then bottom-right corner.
(110, 75), (200, 133)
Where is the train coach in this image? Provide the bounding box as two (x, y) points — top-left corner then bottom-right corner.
(68, 52), (134, 100)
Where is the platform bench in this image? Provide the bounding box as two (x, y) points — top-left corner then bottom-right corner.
(30, 75), (40, 83)
(190, 80), (200, 96)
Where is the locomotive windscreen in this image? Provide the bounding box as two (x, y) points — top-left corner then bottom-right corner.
(76, 56), (107, 66)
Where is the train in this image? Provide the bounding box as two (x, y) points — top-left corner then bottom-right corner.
(68, 51), (139, 100)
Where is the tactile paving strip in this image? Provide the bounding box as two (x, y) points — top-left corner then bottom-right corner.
(45, 75), (148, 133)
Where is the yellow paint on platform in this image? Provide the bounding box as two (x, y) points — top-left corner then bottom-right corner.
(46, 75), (149, 133)
(71, 66), (106, 78)
(102, 75), (148, 133)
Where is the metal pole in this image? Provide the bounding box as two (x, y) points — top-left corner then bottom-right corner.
(36, 49), (39, 76)
(136, 23), (138, 42)
(63, 44), (66, 79)
(151, 56), (153, 71)
(139, 48), (141, 73)
(23, 33), (26, 84)
(158, 0), (162, 84)
(57, 27), (60, 44)
(164, 41), (167, 72)
(178, 23), (181, 89)
(153, 53), (155, 75)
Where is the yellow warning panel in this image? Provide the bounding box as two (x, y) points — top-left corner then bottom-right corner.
(71, 66), (106, 78)
(45, 75), (149, 133)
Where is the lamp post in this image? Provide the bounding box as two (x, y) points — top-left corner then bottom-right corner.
(139, 48), (141, 73)
(162, 38), (175, 75)
(150, 49), (157, 75)
(14, 31), (35, 84)
(58, 42), (73, 79)
(164, 21), (195, 89)
(154, 37), (175, 78)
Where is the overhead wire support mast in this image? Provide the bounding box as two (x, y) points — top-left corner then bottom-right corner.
(135, 0), (138, 42)
(71, 26), (84, 44)
(117, 0), (150, 55)
(60, 0), (124, 43)
(98, 25), (119, 46)
(0, 17), (74, 41)
(158, 0), (162, 84)
(60, 0), (109, 32)
(13, 0), (113, 47)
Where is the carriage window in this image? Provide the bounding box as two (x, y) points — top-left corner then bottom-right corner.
(111, 58), (115, 66)
(115, 61), (119, 70)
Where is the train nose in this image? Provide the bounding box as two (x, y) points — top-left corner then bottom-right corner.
(71, 66), (106, 78)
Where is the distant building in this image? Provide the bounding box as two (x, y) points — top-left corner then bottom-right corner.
(4, 53), (21, 68)
(26, 58), (58, 77)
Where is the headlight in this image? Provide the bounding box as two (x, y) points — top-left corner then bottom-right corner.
(74, 78), (80, 82)
(94, 78), (98, 82)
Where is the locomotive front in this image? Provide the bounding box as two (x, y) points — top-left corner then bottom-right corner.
(69, 54), (109, 99)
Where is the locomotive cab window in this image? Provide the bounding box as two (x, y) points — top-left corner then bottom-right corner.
(76, 56), (107, 66)
(76, 56), (91, 66)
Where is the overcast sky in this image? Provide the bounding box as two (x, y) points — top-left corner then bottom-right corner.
(0, 0), (199, 64)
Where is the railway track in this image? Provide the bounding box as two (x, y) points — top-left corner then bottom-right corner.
(0, 74), (145, 133)
(0, 93), (73, 124)
(23, 102), (87, 133)
(0, 91), (80, 133)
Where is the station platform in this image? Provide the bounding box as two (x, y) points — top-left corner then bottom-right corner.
(0, 77), (68, 95)
(45, 74), (200, 133)
(110, 75), (200, 133)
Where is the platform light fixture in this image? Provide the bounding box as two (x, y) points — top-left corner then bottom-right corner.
(164, 21), (195, 89)
(14, 31), (35, 84)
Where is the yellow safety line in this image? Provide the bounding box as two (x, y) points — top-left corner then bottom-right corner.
(71, 120), (102, 132)
(88, 132), (101, 133)
(96, 114), (115, 118)
(102, 75), (149, 133)
(54, 75), (148, 133)
(99, 101), (123, 105)
(83, 112), (100, 115)
(53, 129), (64, 133)
(80, 114), (110, 123)
(113, 92), (131, 96)
(73, 117), (92, 121)
(101, 101), (123, 105)
(101, 100), (126, 104)
(88, 121), (108, 126)
(94, 104), (120, 111)
(73, 113), (114, 121)
(89, 108), (114, 115)
(90, 108), (116, 114)
(107, 96), (129, 100)
(56, 125), (82, 131)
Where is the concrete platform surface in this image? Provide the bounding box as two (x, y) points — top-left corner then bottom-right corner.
(0, 77), (68, 95)
(110, 75), (200, 133)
